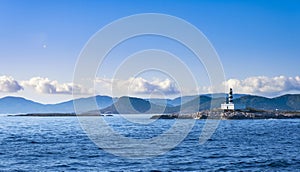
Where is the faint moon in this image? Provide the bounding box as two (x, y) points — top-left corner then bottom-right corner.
(43, 44), (47, 48)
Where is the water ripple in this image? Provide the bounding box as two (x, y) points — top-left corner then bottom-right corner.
(0, 117), (299, 171)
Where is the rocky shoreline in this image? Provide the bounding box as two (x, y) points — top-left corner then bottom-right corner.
(150, 110), (300, 120)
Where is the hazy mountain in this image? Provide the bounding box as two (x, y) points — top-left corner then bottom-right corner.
(273, 94), (300, 110)
(101, 95), (221, 114)
(100, 96), (177, 114)
(146, 98), (173, 107)
(0, 96), (45, 114)
(102, 94), (300, 114)
(168, 95), (201, 107)
(156, 93), (247, 107)
(175, 95), (213, 113)
(1, 94), (300, 115)
(68, 95), (115, 113)
(0, 95), (114, 114)
(235, 94), (300, 111)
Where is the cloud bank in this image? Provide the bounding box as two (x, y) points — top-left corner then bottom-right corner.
(205, 75), (300, 96)
(1, 75), (300, 97)
(0, 76), (23, 92)
(21, 77), (91, 95)
(95, 77), (180, 95)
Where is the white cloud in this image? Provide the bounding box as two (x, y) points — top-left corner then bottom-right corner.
(203, 75), (300, 96)
(0, 75), (23, 92)
(95, 77), (180, 95)
(2, 75), (300, 97)
(21, 77), (91, 95)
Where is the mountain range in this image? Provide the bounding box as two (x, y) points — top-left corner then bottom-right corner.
(0, 94), (300, 115)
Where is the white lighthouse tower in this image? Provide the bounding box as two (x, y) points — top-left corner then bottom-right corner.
(221, 88), (245, 110)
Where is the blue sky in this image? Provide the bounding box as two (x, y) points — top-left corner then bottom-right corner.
(0, 0), (299, 103)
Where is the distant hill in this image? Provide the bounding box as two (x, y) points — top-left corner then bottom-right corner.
(100, 96), (176, 114)
(0, 96), (45, 114)
(168, 95), (201, 107)
(0, 95), (114, 114)
(101, 94), (300, 114)
(100, 95), (220, 114)
(147, 94), (247, 107)
(1, 94), (300, 115)
(69, 95), (114, 113)
(146, 98), (173, 107)
(235, 94), (300, 111)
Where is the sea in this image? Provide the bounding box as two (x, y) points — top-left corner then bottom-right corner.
(0, 115), (299, 171)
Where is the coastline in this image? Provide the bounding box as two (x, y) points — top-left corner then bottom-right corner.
(8, 113), (113, 117)
(8, 110), (300, 120)
(150, 110), (300, 120)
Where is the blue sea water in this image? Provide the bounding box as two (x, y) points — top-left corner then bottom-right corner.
(0, 116), (299, 171)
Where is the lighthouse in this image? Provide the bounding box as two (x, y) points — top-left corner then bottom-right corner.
(221, 88), (245, 110)
(228, 88), (233, 103)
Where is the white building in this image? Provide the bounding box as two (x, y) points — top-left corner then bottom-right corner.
(221, 88), (245, 110)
